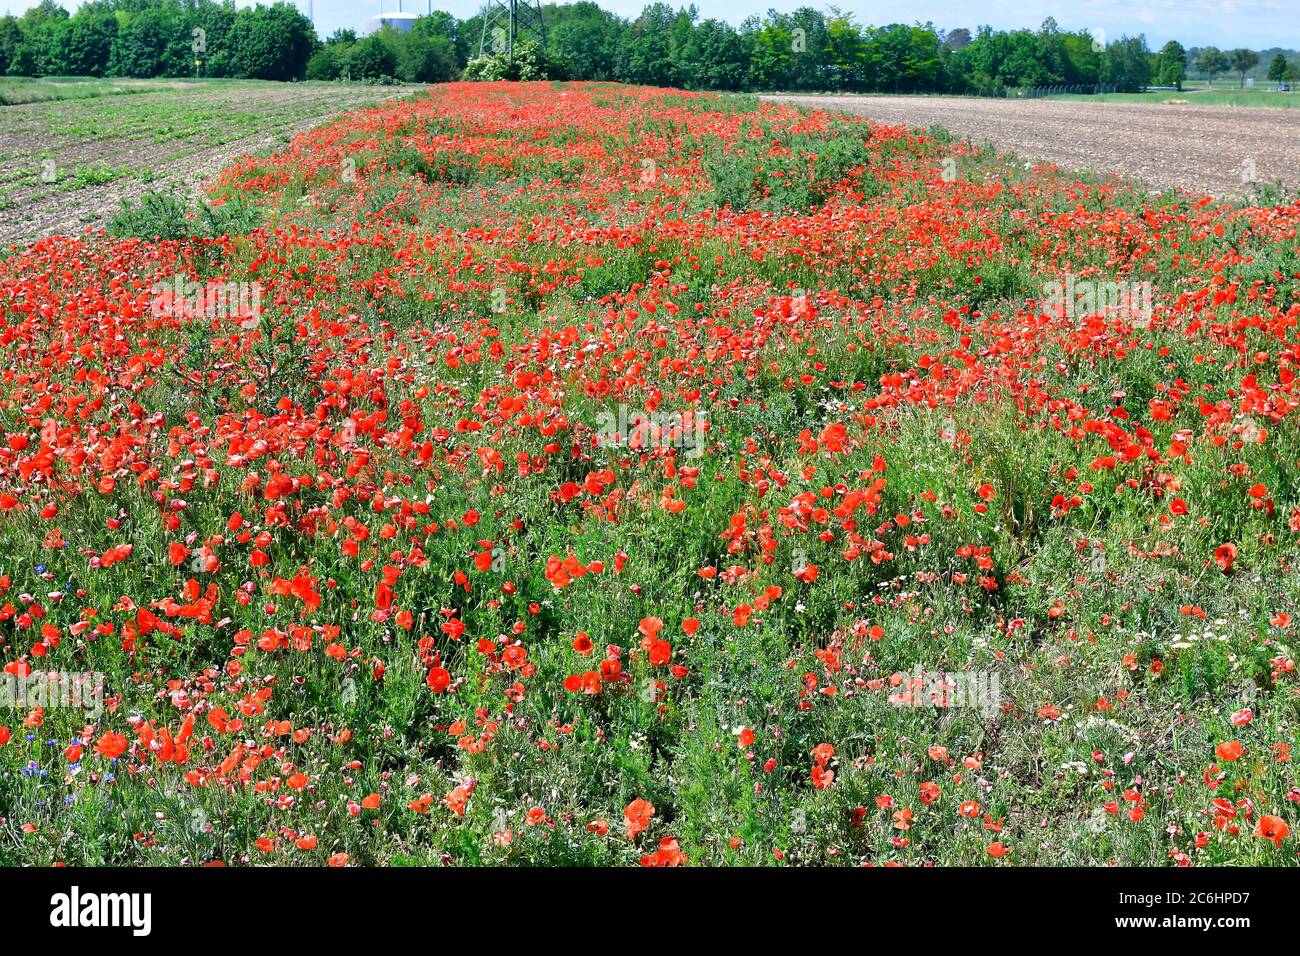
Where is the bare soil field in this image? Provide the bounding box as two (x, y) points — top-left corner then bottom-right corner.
(0, 80), (410, 247)
(761, 93), (1300, 199)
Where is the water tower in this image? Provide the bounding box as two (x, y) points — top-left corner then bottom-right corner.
(373, 1), (419, 33)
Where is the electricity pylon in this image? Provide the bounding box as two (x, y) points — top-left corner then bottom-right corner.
(477, 0), (546, 61)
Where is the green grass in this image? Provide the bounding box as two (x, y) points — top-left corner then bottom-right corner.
(0, 76), (186, 106)
(1042, 86), (1299, 107)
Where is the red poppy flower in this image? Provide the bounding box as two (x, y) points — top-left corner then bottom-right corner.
(624, 798), (655, 839)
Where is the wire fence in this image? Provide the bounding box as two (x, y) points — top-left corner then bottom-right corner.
(1017, 83), (1121, 98)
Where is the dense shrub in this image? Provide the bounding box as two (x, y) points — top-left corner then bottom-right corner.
(107, 189), (263, 240)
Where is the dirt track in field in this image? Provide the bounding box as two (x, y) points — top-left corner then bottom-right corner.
(760, 94), (1300, 199)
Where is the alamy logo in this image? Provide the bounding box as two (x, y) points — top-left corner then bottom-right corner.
(890, 666), (1002, 718)
(150, 275), (262, 326)
(1043, 274), (1154, 326)
(1, 670), (103, 718)
(594, 405), (706, 458)
(49, 887), (152, 936)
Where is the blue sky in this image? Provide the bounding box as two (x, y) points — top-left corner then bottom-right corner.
(4, 0), (1296, 48)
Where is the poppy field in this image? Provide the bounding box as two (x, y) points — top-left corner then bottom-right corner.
(1, 81), (1298, 867)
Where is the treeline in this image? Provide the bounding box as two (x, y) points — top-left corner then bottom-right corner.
(0, 0), (316, 81)
(306, 13), (463, 85)
(2, 0), (1297, 94)
(518, 5), (1297, 92)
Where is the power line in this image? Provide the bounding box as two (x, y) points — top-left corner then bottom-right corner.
(478, 0), (546, 60)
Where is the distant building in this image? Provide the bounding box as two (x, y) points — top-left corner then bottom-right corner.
(371, 11), (419, 33)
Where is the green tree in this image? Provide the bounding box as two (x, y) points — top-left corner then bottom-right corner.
(109, 7), (170, 77)
(822, 10), (865, 91)
(110, 1), (229, 79)
(545, 1), (622, 81)
(192, 2), (240, 78)
(944, 28), (971, 51)
(12, 0), (69, 76)
(866, 23), (944, 93)
(1196, 46), (1226, 86)
(224, 3), (316, 81)
(305, 45), (342, 81)
(1060, 30), (1101, 84)
(678, 18), (746, 90)
(960, 28), (1051, 89)
(1035, 17), (1067, 84)
(1266, 52), (1287, 83)
(1156, 40), (1186, 89)
(0, 17), (22, 76)
(1102, 34), (1151, 93)
(1228, 48), (1259, 88)
(63, 10), (119, 77)
(617, 3), (680, 87)
(456, 14), (483, 67)
(742, 16), (794, 91)
(392, 30), (458, 84)
(951, 26), (1030, 93)
(783, 7), (831, 91)
(346, 32), (397, 80)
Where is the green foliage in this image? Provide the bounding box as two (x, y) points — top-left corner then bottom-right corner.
(1267, 53), (1288, 83)
(346, 34), (398, 82)
(940, 19), (1109, 93)
(107, 8), (169, 78)
(1229, 47), (1260, 88)
(1156, 40), (1186, 89)
(0, 0), (307, 80)
(225, 3), (317, 82)
(613, 1), (681, 86)
(61, 10), (117, 77)
(1196, 46), (1228, 86)
(464, 38), (562, 81)
(393, 30), (457, 84)
(545, 1), (620, 81)
(674, 17), (746, 90)
(1101, 35), (1153, 93)
(305, 45), (342, 81)
(699, 118), (880, 211)
(106, 188), (189, 238)
(106, 189), (263, 241)
(333, 25), (458, 84)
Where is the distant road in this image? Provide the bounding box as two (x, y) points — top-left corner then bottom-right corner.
(760, 94), (1300, 199)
